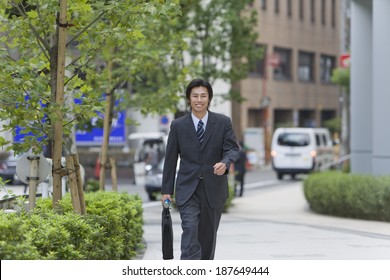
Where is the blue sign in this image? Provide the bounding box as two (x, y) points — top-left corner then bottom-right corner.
(14, 96), (126, 146)
(14, 96), (47, 143)
(14, 127), (46, 143)
(75, 96), (126, 146)
(160, 115), (169, 125)
(75, 110), (126, 146)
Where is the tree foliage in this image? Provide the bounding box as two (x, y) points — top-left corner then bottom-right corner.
(331, 67), (350, 93)
(0, 0), (260, 154)
(123, 0), (262, 112)
(0, 0), (187, 154)
(177, 0), (261, 96)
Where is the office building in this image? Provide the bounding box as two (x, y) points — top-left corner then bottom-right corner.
(232, 0), (342, 160)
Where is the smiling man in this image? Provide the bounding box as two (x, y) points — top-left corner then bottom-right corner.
(161, 78), (239, 260)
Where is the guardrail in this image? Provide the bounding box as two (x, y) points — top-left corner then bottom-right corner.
(0, 193), (43, 212)
(323, 154), (351, 171)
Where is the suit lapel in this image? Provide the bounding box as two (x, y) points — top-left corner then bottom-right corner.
(201, 111), (215, 151)
(184, 111), (216, 150)
(183, 114), (201, 146)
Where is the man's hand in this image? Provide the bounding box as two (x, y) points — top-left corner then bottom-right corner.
(161, 194), (172, 205)
(213, 162), (227, 176)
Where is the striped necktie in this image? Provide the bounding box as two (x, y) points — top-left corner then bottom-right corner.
(196, 120), (205, 143)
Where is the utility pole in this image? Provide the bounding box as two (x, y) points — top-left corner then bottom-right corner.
(261, 52), (279, 165)
(339, 0), (351, 162)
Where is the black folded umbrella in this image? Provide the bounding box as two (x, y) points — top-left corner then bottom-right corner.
(162, 207), (174, 260)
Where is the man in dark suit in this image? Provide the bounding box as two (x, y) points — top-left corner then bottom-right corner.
(161, 78), (239, 260)
(234, 141), (247, 197)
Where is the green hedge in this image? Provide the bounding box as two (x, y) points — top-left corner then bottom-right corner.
(0, 191), (143, 260)
(303, 171), (390, 221)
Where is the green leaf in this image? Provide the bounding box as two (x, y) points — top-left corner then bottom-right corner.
(26, 10), (38, 19)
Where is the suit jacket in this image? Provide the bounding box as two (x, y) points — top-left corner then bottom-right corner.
(162, 111), (239, 209)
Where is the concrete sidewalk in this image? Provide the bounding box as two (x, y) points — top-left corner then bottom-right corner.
(3, 170), (390, 260)
(140, 181), (390, 260)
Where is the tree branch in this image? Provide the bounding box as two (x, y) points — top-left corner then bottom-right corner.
(66, 11), (107, 48)
(10, 1), (50, 60)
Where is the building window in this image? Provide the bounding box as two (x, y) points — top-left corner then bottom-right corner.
(261, 0), (267, 10)
(331, 0), (336, 27)
(321, 0), (326, 25)
(273, 47), (292, 81)
(298, 51), (315, 82)
(249, 45), (266, 78)
(320, 55), (336, 83)
(275, 0), (280, 14)
(310, 0), (315, 23)
(299, 0), (304, 20)
(287, 0), (292, 17)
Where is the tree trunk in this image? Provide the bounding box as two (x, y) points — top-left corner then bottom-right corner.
(52, 0), (68, 207)
(99, 60), (113, 191)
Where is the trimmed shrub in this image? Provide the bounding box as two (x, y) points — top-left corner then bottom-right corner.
(85, 179), (100, 193)
(0, 191), (143, 260)
(25, 212), (84, 259)
(223, 183), (235, 213)
(304, 171), (390, 221)
(0, 211), (40, 260)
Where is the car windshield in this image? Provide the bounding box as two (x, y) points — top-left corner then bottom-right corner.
(277, 133), (310, 147)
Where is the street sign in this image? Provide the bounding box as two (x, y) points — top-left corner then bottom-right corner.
(16, 154), (50, 185)
(260, 96), (271, 108)
(75, 111), (126, 145)
(75, 96), (126, 146)
(160, 115), (169, 125)
(340, 53), (350, 68)
(268, 53), (281, 67)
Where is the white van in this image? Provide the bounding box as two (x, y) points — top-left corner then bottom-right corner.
(270, 127), (334, 180)
(128, 132), (167, 186)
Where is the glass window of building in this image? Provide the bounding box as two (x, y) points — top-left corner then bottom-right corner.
(287, 0), (292, 17)
(320, 55), (336, 83)
(298, 51), (315, 82)
(321, 0), (326, 25)
(261, 0), (267, 10)
(249, 45), (267, 77)
(310, 0), (315, 23)
(275, 0), (279, 14)
(299, 0), (304, 20)
(273, 47), (292, 81)
(331, 0), (336, 27)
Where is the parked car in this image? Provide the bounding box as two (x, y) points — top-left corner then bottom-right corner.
(0, 153), (21, 185)
(144, 157), (179, 201)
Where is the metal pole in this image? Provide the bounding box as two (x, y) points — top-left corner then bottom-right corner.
(262, 55), (269, 165)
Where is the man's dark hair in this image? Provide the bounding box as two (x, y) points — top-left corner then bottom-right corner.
(185, 79), (213, 102)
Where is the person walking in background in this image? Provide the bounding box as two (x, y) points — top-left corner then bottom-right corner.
(234, 141), (247, 197)
(161, 78), (239, 260)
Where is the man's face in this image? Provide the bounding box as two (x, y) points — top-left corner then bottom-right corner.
(189, 86), (209, 114)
